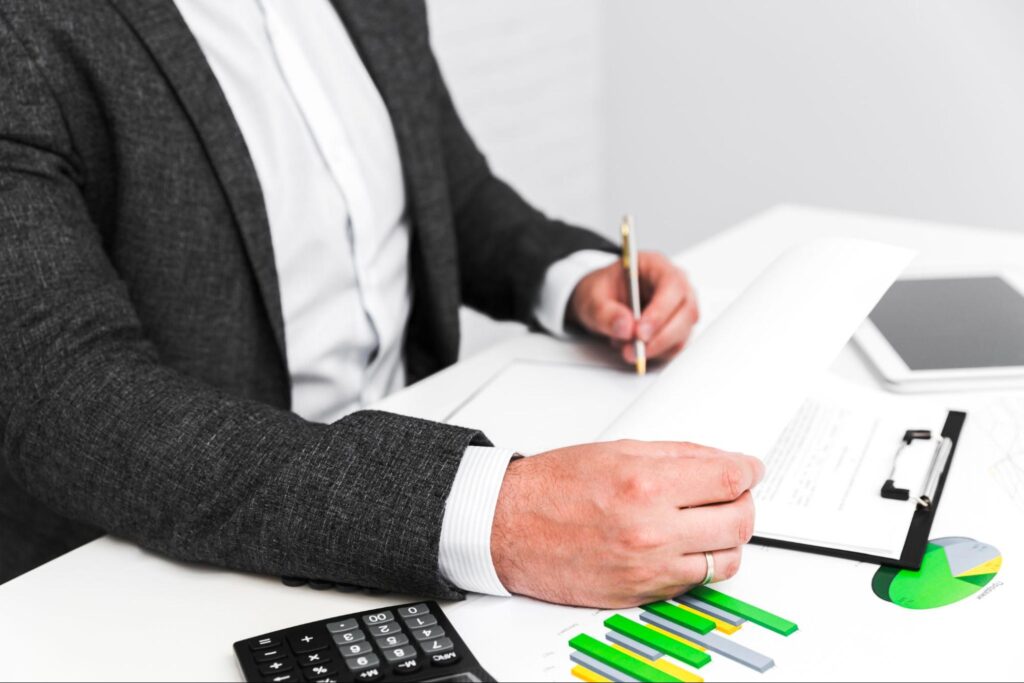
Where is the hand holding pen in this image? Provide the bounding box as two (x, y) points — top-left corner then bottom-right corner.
(566, 214), (701, 370)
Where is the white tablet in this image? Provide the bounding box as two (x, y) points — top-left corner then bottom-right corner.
(854, 271), (1024, 392)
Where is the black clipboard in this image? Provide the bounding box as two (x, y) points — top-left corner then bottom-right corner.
(750, 410), (967, 571)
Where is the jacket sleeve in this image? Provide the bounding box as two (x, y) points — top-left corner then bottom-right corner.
(426, 24), (617, 326)
(0, 12), (479, 600)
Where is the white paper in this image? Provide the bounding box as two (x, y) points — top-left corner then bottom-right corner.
(972, 395), (1024, 513)
(754, 374), (947, 558)
(446, 360), (656, 454)
(601, 237), (917, 458)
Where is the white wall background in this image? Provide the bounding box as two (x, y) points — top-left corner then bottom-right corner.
(427, 0), (1024, 352)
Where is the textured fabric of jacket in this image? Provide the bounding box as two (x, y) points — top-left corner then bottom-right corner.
(0, 0), (615, 591)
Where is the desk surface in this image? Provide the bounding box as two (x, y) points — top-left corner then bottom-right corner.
(1, 205), (1022, 681)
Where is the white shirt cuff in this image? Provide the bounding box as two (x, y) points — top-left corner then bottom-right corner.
(438, 445), (517, 596)
(533, 249), (619, 337)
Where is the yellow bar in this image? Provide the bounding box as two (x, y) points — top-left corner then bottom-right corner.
(610, 644), (704, 683)
(571, 664), (611, 683)
(674, 602), (742, 635)
(646, 624), (706, 651)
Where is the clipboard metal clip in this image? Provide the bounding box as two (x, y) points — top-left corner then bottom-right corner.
(881, 429), (953, 509)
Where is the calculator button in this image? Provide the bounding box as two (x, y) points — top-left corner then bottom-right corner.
(308, 580), (335, 591)
(421, 637), (455, 654)
(331, 629), (365, 645)
(382, 645), (418, 664)
(430, 650), (461, 667)
(289, 633), (329, 654)
(367, 622), (402, 637)
(402, 614), (437, 629)
(361, 611), (394, 626)
(296, 652), (331, 667)
(256, 648), (290, 662)
(249, 636), (281, 651)
(411, 626), (445, 642)
(343, 652), (381, 673)
(397, 604), (430, 619)
(259, 660), (294, 676)
(282, 576), (308, 587)
(374, 633), (409, 649)
(337, 641), (373, 657)
(326, 618), (359, 634)
(393, 657), (421, 675)
(265, 673), (300, 683)
(301, 664), (339, 680)
(354, 669), (382, 683)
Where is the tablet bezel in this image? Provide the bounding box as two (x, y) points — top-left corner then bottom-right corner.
(853, 268), (1024, 391)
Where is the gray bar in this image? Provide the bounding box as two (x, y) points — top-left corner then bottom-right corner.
(569, 651), (639, 683)
(605, 631), (662, 661)
(639, 612), (774, 673)
(675, 594), (747, 626)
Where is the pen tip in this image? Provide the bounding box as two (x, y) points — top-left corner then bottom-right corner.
(636, 357), (646, 376)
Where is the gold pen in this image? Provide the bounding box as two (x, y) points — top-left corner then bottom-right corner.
(620, 214), (646, 375)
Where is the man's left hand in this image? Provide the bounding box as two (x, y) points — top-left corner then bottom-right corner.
(568, 251), (699, 365)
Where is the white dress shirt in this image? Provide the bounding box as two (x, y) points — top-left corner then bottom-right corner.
(174, 0), (616, 596)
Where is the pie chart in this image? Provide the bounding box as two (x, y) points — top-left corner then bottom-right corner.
(871, 537), (1002, 609)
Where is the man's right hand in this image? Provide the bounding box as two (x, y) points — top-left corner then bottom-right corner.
(490, 440), (764, 608)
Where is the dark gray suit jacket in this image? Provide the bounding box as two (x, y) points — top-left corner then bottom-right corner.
(0, 0), (613, 593)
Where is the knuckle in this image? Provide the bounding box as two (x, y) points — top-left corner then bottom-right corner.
(734, 506), (755, 545)
(719, 461), (746, 500)
(721, 550), (742, 579)
(619, 525), (664, 553)
(619, 557), (657, 588)
(618, 472), (660, 504)
(588, 299), (609, 326)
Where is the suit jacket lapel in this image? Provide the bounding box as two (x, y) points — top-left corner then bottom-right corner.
(332, 1), (462, 361)
(106, 0), (288, 365)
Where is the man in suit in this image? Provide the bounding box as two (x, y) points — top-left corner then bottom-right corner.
(0, 0), (761, 607)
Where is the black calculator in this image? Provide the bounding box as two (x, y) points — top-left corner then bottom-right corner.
(233, 601), (493, 682)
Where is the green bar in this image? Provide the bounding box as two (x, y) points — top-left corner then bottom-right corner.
(569, 633), (681, 682)
(605, 614), (711, 669)
(643, 601), (716, 635)
(687, 586), (798, 636)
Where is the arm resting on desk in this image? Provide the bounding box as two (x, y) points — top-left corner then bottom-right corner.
(0, 25), (478, 599)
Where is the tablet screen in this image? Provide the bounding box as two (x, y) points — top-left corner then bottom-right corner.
(868, 276), (1024, 370)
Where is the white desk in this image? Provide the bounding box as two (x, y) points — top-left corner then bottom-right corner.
(1, 205), (1021, 681)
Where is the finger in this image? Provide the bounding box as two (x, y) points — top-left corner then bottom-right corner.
(645, 299), (698, 359)
(636, 256), (691, 342)
(669, 455), (764, 508)
(663, 546), (744, 590)
(582, 296), (635, 341)
(612, 440), (766, 490)
(617, 439), (758, 466)
(678, 450), (766, 488)
(670, 492), (756, 553)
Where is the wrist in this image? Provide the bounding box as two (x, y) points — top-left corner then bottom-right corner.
(490, 455), (530, 593)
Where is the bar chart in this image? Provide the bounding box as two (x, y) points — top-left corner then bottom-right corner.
(569, 586), (799, 682)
